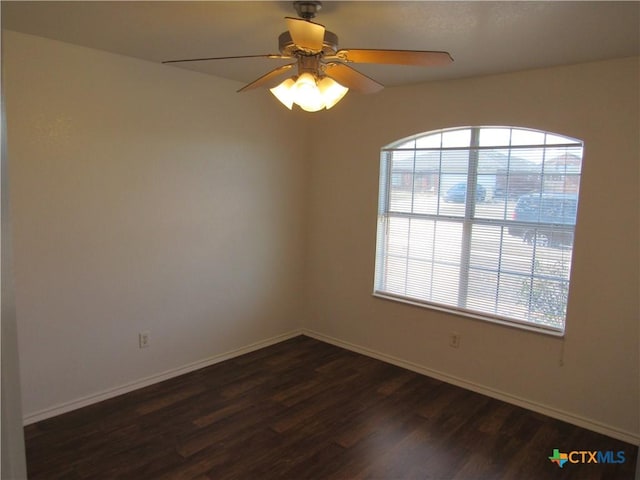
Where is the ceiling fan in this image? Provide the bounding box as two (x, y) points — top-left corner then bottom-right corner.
(163, 1), (453, 112)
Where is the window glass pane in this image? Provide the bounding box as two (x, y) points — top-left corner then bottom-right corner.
(397, 138), (416, 149)
(383, 256), (407, 295)
(511, 129), (544, 146)
(477, 149), (507, 174)
(440, 176), (468, 218)
(496, 273), (528, 320)
(442, 128), (471, 148)
(469, 225), (502, 271)
(433, 221), (462, 264)
(441, 150), (470, 174)
(500, 236), (535, 275)
(546, 133), (574, 145)
(517, 146), (545, 165)
(431, 264), (460, 305)
(389, 151), (414, 212)
(479, 127), (511, 147)
(528, 276), (568, 329)
(406, 260), (432, 298)
(466, 269), (498, 314)
(387, 217), (409, 256)
(413, 152), (441, 215)
(408, 219), (435, 261)
(416, 132), (441, 149)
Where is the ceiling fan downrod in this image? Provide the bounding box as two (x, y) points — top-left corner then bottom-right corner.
(293, 1), (322, 20)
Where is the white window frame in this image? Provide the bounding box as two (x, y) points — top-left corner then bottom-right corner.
(373, 126), (583, 335)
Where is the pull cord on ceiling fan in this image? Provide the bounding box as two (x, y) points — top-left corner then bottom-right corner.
(163, 1), (453, 112)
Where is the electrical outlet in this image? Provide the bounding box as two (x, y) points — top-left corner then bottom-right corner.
(139, 331), (150, 349)
(449, 332), (460, 349)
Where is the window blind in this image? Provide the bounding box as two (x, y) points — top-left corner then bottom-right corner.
(374, 127), (583, 334)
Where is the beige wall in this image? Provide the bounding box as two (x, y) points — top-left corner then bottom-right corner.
(305, 57), (639, 441)
(4, 31), (308, 418)
(4, 29), (638, 443)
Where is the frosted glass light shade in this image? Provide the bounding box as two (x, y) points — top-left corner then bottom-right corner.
(317, 77), (348, 110)
(293, 73), (324, 112)
(270, 73), (349, 112)
(270, 78), (296, 109)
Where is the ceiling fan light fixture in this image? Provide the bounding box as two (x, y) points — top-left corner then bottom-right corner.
(271, 73), (348, 112)
(292, 72), (325, 112)
(317, 76), (348, 109)
(270, 78), (296, 109)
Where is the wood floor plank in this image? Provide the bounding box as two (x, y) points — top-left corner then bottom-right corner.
(24, 335), (638, 479)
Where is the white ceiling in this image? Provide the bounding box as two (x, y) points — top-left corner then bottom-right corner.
(2, 1), (639, 88)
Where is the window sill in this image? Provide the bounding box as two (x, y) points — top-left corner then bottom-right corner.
(372, 292), (565, 338)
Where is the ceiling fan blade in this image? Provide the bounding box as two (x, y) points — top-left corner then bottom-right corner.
(163, 54), (287, 64)
(237, 63), (296, 92)
(334, 49), (453, 66)
(286, 17), (325, 52)
(324, 62), (384, 94)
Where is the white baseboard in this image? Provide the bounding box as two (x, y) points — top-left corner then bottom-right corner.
(302, 329), (640, 446)
(24, 327), (639, 447)
(23, 329), (303, 426)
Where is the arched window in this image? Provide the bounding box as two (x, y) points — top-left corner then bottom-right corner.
(374, 126), (583, 334)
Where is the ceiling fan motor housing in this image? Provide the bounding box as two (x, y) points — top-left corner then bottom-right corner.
(278, 29), (338, 57)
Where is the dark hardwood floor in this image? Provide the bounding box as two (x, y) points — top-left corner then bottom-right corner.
(24, 335), (637, 479)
